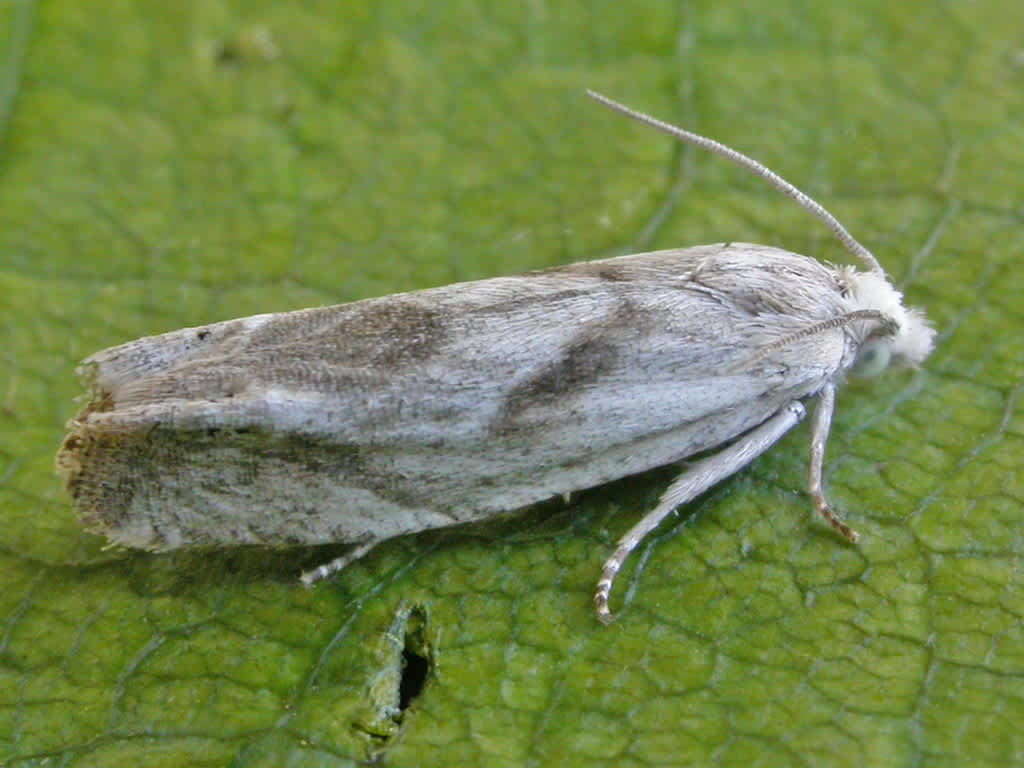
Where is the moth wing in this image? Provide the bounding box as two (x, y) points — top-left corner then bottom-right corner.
(77, 313), (279, 396)
(62, 245), (851, 548)
(79, 245), (844, 488)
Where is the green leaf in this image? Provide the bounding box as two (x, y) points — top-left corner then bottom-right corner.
(2, 1), (1022, 766)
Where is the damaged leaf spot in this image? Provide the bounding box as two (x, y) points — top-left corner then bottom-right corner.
(398, 616), (430, 713)
(353, 601), (432, 752)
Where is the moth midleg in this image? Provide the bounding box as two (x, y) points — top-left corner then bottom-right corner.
(301, 539), (381, 587)
(594, 401), (807, 624)
(807, 382), (860, 542)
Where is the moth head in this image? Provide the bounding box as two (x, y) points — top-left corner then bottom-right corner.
(847, 269), (936, 376)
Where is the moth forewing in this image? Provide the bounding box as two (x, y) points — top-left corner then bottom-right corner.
(57, 93), (935, 624)
(59, 244), (840, 549)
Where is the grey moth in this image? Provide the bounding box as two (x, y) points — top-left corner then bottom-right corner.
(58, 91), (935, 622)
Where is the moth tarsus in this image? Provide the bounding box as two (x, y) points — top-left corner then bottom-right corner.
(300, 539), (380, 587)
(594, 401), (809, 624)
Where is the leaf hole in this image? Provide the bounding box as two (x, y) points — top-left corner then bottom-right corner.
(397, 605), (430, 716)
(355, 602), (434, 751)
(399, 645), (429, 712)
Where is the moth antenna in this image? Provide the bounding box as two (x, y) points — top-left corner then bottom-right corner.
(725, 309), (897, 374)
(585, 90), (885, 275)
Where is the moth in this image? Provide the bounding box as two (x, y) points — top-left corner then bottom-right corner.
(57, 91), (935, 623)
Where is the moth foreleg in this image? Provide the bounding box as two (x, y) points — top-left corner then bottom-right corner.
(595, 401), (808, 624)
(300, 539), (381, 587)
(807, 383), (860, 543)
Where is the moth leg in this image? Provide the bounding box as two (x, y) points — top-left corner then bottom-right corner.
(595, 401), (807, 624)
(807, 383), (860, 543)
(300, 539), (380, 587)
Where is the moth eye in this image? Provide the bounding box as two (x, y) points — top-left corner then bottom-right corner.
(853, 338), (892, 377)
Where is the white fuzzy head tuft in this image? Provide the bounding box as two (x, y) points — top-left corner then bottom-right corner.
(847, 269), (936, 369)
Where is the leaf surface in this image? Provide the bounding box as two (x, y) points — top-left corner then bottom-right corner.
(1, 1), (1021, 765)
